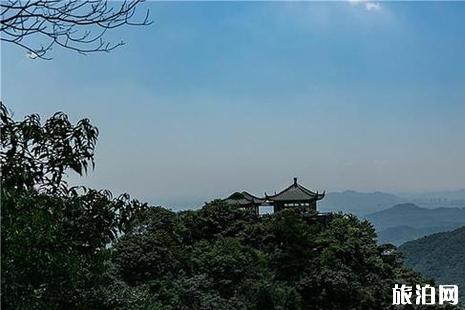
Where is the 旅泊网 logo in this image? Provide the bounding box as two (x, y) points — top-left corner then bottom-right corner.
(392, 284), (458, 306)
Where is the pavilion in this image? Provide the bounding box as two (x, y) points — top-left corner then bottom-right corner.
(223, 177), (326, 215)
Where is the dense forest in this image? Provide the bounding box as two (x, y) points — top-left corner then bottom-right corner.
(400, 227), (465, 302)
(1, 104), (459, 309)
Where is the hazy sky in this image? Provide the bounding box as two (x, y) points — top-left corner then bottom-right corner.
(2, 2), (465, 208)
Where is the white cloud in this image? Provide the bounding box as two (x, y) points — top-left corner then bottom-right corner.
(349, 0), (382, 12)
(365, 2), (381, 11)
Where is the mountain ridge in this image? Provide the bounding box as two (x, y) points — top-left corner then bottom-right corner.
(319, 190), (465, 216)
(400, 226), (465, 301)
(365, 203), (465, 245)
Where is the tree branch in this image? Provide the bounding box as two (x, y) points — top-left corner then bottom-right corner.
(1, 0), (152, 59)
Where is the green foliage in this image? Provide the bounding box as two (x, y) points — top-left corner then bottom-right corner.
(400, 226), (465, 302)
(2, 104), (460, 309)
(1, 104), (97, 194)
(112, 205), (458, 309)
(1, 104), (145, 309)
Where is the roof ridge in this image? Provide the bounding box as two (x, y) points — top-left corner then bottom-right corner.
(297, 183), (317, 195)
(265, 182), (296, 199)
(241, 191), (265, 202)
(265, 179), (325, 201)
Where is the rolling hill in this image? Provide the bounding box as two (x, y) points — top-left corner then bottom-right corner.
(318, 190), (406, 215)
(318, 190), (465, 216)
(400, 227), (465, 301)
(365, 203), (465, 245)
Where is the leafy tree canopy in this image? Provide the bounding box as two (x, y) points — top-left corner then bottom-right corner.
(1, 104), (460, 309)
(1, 103), (145, 308)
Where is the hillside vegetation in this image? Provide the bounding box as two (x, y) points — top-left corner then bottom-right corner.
(108, 204), (442, 309)
(1, 105), (459, 309)
(400, 227), (465, 301)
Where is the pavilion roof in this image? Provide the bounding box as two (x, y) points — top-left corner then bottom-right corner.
(265, 178), (325, 202)
(223, 191), (265, 206)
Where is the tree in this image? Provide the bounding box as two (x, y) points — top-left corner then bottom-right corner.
(0, 0), (151, 59)
(1, 103), (98, 194)
(1, 103), (146, 308)
(110, 202), (460, 309)
(2, 103), (460, 309)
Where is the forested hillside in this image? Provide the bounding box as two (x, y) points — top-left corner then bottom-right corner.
(400, 227), (465, 301)
(2, 105), (459, 309)
(107, 204), (441, 309)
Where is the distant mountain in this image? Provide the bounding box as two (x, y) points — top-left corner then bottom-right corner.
(366, 203), (465, 231)
(398, 189), (465, 209)
(399, 189), (465, 201)
(376, 225), (463, 246)
(318, 190), (406, 215)
(157, 189), (465, 215)
(400, 227), (465, 300)
(318, 190), (465, 217)
(365, 203), (465, 245)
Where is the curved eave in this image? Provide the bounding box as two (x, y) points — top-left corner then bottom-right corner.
(316, 191), (325, 200)
(265, 183), (325, 202)
(241, 191), (265, 203)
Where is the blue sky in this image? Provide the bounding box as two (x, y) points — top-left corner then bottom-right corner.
(2, 2), (465, 208)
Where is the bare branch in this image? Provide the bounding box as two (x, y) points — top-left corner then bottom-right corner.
(1, 0), (152, 59)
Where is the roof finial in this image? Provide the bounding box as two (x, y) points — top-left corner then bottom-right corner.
(293, 177), (298, 185)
